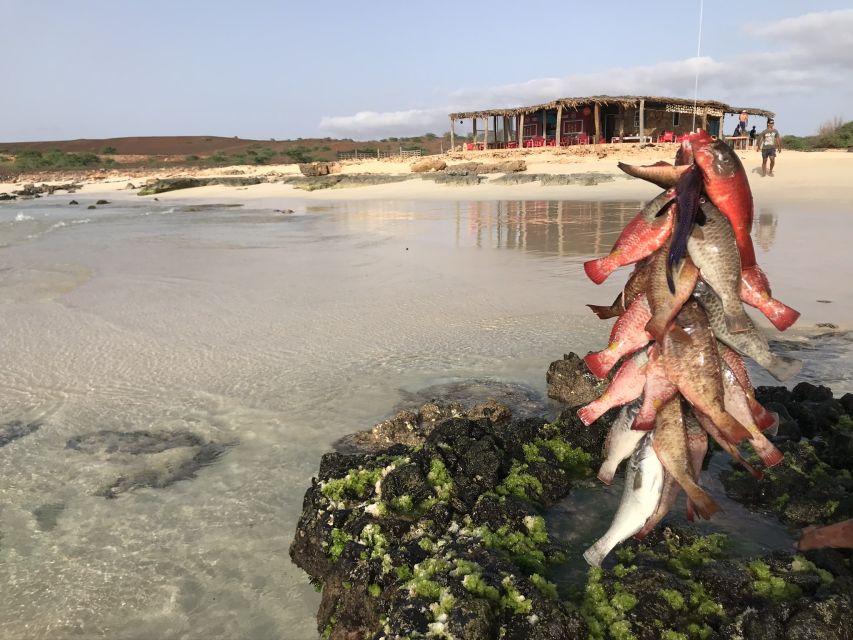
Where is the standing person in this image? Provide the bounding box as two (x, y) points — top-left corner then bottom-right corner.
(738, 110), (749, 135)
(756, 118), (782, 177)
(749, 125), (757, 147)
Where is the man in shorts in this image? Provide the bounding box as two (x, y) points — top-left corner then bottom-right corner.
(756, 118), (782, 177)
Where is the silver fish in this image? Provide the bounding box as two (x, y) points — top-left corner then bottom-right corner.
(597, 400), (643, 485)
(693, 279), (802, 382)
(583, 433), (664, 567)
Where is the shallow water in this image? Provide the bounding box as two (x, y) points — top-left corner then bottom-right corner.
(0, 193), (851, 639)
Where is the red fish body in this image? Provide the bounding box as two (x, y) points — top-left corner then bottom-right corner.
(578, 350), (649, 426)
(584, 190), (675, 284)
(584, 295), (652, 379)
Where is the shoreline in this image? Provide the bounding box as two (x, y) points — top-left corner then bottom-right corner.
(2, 146), (852, 208)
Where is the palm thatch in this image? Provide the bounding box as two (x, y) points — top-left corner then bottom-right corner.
(449, 95), (774, 120)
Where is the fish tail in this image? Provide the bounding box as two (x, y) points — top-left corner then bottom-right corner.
(684, 484), (721, 520)
(763, 354), (803, 382)
(596, 462), (616, 485)
(584, 257), (614, 285)
(762, 297), (801, 331)
(750, 436), (785, 468)
(577, 403), (604, 427)
(587, 303), (621, 320)
(583, 537), (615, 567)
(723, 309), (753, 334)
(713, 410), (753, 444)
(584, 350), (617, 379)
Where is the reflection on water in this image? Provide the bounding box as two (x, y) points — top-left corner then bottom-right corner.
(461, 200), (643, 256)
(0, 194), (847, 639)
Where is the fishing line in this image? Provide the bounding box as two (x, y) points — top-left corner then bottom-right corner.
(692, 0), (705, 131)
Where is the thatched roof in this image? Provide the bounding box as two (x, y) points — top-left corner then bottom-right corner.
(449, 95), (774, 120)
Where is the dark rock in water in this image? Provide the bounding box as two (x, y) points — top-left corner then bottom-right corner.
(69, 199), (78, 205)
(96, 443), (227, 499)
(66, 429), (205, 455)
(95, 199), (109, 205)
(138, 176), (264, 195)
(87, 205), (96, 209)
(546, 352), (609, 407)
(33, 502), (65, 532)
(0, 420), (41, 447)
(66, 429), (231, 498)
(0, 192), (16, 200)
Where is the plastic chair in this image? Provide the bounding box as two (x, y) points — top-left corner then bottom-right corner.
(657, 131), (675, 143)
(576, 132), (590, 145)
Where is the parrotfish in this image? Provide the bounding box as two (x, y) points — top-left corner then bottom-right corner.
(633, 345), (677, 431)
(578, 350), (649, 426)
(584, 295), (652, 379)
(667, 164), (703, 293)
(798, 519), (853, 551)
(583, 190), (676, 285)
(646, 236), (699, 341)
(693, 278), (802, 382)
(583, 433), (664, 567)
(651, 397), (720, 519)
(717, 344), (780, 433)
(587, 260), (651, 319)
(660, 302), (752, 445)
(687, 199), (753, 334)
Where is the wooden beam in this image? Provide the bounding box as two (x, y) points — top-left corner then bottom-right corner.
(556, 105), (563, 148)
(594, 103), (601, 146)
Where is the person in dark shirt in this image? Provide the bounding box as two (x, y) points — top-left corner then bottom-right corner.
(755, 119), (782, 177)
(749, 125), (757, 147)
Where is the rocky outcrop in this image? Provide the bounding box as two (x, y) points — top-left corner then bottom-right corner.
(444, 160), (526, 175)
(0, 420), (41, 447)
(411, 157), (447, 173)
(546, 352), (610, 407)
(137, 176), (263, 195)
(491, 172), (617, 186)
(298, 162), (342, 177)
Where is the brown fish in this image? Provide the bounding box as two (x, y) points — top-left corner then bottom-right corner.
(692, 410), (764, 480)
(717, 345), (779, 433)
(617, 160), (690, 189)
(687, 200), (752, 334)
(661, 302), (752, 445)
(651, 397), (720, 520)
(635, 470), (681, 540)
(587, 260), (651, 319)
(646, 236), (699, 341)
(684, 408), (710, 522)
(633, 344), (677, 431)
(693, 278), (802, 382)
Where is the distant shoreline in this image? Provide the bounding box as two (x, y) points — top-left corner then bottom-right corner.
(2, 147), (852, 208)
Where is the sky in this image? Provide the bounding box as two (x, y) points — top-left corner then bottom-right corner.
(4, 1), (853, 142)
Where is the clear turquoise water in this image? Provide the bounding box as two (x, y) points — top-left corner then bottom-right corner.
(0, 193), (849, 639)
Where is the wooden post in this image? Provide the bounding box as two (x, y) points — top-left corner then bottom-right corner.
(519, 113), (525, 148)
(450, 117), (455, 152)
(638, 98), (645, 143)
(483, 117), (489, 150)
(594, 103), (601, 145)
(556, 105), (563, 148)
(701, 106), (709, 132)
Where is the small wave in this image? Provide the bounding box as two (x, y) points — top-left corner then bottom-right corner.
(14, 212), (34, 222)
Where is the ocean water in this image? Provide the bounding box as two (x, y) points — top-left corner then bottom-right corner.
(0, 192), (850, 639)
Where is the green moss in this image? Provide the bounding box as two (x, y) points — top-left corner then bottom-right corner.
(461, 572), (501, 601)
(427, 458), (453, 500)
(500, 575), (533, 615)
(321, 466), (384, 502)
(687, 622), (714, 639)
(530, 573), (558, 600)
(609, 620), (637, 640)
(791, 554), (834, 584)
(659, 588), (685, 611)
(329, 528), (352, 562)
(611, 591), (638, 612)
(540, 437), (593, 478)
(771, 493), (790, 511)
(615, 547), (636, 564)
(662, 631), (688, 640)
(391, 494), (414, 512)
(358, 523), (388, 560)
(748, 561), (802, 601)
(523, 442), (546, 463)
(495, 462), (544, 501)
(666, 533), (729, 578)
(612, 563), (637, 578)
(395, 564), (412, 581)
(475, 521), (548, 574)
(837, 414), (853, 430)
(406, 557), (451, 600)
(368, 583), (381, 597)
(689, 582), (725, 618)
(581, 567), (635, 640)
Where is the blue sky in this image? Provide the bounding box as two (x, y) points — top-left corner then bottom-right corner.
(4, 1), (852, 141)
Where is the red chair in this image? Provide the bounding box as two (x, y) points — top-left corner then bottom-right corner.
(576, 132), (590, 145)
(675, 134), (688, 143)
(657, 131), (675, 143)
(505, 140), (518, 149)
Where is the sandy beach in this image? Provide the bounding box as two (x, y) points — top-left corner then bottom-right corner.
(2, 145), (852, 207)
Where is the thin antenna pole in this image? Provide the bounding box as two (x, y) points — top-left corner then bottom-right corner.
(692, 0), (704, 131)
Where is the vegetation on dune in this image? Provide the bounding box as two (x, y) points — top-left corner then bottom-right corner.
(783, 117), (853, 150)
(0, 149), (116, 171)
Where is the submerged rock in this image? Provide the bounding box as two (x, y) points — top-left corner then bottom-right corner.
(0, 420), (41, 447)
(66, 429), (232, 498)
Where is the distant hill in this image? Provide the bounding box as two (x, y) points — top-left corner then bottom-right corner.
(0, 134), (458, 174)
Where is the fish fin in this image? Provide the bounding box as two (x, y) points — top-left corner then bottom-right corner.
(584, 257), (612, 285)
(765, 355), (803, 382)
(751, 438), (785, 468)
(584, 350), (617, 379)
(759, 411), (780, 436)
(587, 300), (622, 319)
(668, 325), (692, 343)
(596, 464), (615, 485)
(583, 540), (610, 567)
(577, 404), (602, 426)
(685, 486), (721, 520)
(724, 310), (753, 334)
(760, 297), (801, 331)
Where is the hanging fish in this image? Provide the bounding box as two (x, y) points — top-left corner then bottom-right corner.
(584, 295), (652, 379)
(583, 433), (664, 567)
(597, 400), (644, 485)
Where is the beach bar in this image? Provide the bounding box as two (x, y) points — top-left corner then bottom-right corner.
(449, 95), (774, 152)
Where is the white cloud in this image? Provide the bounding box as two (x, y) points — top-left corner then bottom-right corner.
(318, 9), (853, 139)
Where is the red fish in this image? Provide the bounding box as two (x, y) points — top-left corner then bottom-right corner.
(584, 190), (675, 284)
(633, 345), (677, 431)
(578, 350), (649, 426)
(584, 295), (652, 379)
(587, 260), (651, 319)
